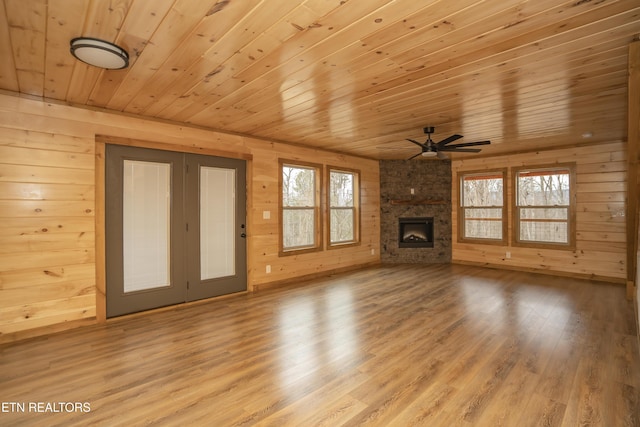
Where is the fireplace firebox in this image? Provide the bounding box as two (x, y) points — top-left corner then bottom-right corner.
(398, 217), (434, 248)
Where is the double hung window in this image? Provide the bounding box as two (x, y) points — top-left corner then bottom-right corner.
(280, 161), (322, 254)
(459, 171), (506, 243)
(328, 168), (360, 246)
(514, 165), (575, 247)
(279, 162), (361, 255)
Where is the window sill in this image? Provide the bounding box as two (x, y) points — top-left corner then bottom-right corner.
(512, 241), (575, 251)
(328, 241), (360, 250)
(458, 238), (506, 246)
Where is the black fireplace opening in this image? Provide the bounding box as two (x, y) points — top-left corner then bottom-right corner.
(399, 217), (434, 248)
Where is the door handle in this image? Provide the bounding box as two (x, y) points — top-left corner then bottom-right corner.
(240, 233), (246, 238)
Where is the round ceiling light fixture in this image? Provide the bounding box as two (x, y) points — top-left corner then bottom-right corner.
(70, 37), (129, 70)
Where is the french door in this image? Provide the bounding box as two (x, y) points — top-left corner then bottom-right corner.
(105, 145), (246, 318)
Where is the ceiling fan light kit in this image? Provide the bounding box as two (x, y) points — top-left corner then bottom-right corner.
(406, 127), (490, 160)
(70, 37), (129, 70)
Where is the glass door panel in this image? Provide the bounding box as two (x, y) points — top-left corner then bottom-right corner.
(200, 166), (236, 280)
(123, 160), (171, 292)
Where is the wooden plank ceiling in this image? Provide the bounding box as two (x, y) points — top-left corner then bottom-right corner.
(1, 0), (639, 160)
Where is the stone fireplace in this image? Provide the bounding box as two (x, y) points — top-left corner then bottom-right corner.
(380, 160), (452, 263)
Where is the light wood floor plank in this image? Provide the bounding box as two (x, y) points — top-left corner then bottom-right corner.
(0, 264), (638, 426)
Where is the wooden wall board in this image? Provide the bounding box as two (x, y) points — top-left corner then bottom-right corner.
(627, 41), (640, 310)
(0, 182), (94, 201)
(0, 294), (96, 334)
(0, 232), (95, 253)
(0, 129), (93, 153)
(0, 92), (380, 338)
(451, 141), (628, 283)
(0, 248), (95, 273)
(0, 1), (18, 92)
(0, 262), (94, 288)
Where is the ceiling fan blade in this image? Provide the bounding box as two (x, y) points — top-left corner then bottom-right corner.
(436, 134), (463, 147)
(444, 140), (491, 148)
(407, 152), (423, 160)
(406, 138), (426, 148)
(438, 147), (482, 153)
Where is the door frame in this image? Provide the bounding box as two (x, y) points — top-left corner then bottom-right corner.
(95, 135), (253, 322)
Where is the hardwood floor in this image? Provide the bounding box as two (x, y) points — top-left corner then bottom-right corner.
(1, 264), (639, 426)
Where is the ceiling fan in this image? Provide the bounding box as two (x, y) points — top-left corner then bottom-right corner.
(406, 127), (490, 160)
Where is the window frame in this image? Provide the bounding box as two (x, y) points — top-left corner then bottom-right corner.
(512, 163), (576, 250)
(457, 169), (507, 245)
(326, 166), (361, 249)
(279, 159), (323, 256)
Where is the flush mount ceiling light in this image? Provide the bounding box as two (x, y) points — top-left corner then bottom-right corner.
(70, 37), (129, 70)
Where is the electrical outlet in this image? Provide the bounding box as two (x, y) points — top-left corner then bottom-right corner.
(266, 265), (271, 273)
(263, 210), (271, 220)
(505, 251), (511, 259)
(410, 188), (415, 195)
(371, 248), (375, 255)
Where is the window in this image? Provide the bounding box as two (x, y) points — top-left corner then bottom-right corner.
(514, 165), (575, 247)
(458, 170), (506, 243)
(328, 167), (360, 246)
(280, 160), (322, 254)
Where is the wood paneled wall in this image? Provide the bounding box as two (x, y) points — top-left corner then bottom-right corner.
(629, 41), (640, 335)
(0, 93), (380, 339)
(451, 142), (627, 283)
